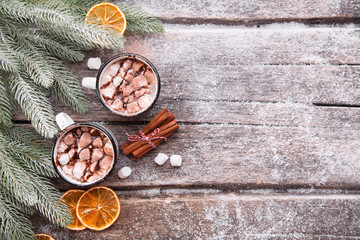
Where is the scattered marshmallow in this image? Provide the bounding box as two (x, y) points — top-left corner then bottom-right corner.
(87, 57), (101, 70)
(170, 155), (182, 167)
(118, 167), (132, 179)
(154, 153), (169, 166)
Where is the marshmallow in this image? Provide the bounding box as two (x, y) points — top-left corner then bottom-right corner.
(58, 153), (70, 165)
(79, 132), (92, 148)
(170, 155), (182, 167)
(132, 75), (148, 89)
(92, 137), (103, 148)
(144, 68), (156, 84)
(104, 142), (113, 156)
(110, 99), (124, 111)
(132, 61), (143, 72)
(62, 165), (73, 175)
(91, 148), (104, 162)
(73, 161), (86, 179)
(113, 76), (123, 87)
(63, 132), (75, 145)
(87, 57), (102, 70)
(122, 59), (133, 70)
(137, 95), (151, 109)
(57, 141), (68, 153)
(118, 167), (132, 179)
(127, 102), (140, 113)
(108, 62), (120, 76)
(79, 148), (90, 160)
(154, 153), (169, 166)
(99, 156), (113, 170)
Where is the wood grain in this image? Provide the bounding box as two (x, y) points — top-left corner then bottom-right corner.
(38, 121), (360, 190)
(13, 96), (360, 128)
(32, 192), (360, 239)
(119, 0), (360, 25)
(123, 26), (360, 65)
(11, 26), (360, 122)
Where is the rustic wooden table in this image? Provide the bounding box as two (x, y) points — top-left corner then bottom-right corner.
(18, 0), (360, 239)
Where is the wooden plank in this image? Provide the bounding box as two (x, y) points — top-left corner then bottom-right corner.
(11, 26), (360, 121)
(119, 0), (360, 25)
(37, 121), (360, 190)
(14, 96), (360, 127)
(122, 26), (360, 65)
(49, 63), (360, 105)
(32, 192), (360, 239)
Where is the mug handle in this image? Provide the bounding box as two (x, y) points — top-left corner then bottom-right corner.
(82, 77), (97, 90)
(55, 112), (75, 131)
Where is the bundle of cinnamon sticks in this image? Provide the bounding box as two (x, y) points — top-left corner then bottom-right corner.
(121, 108), (179, 160)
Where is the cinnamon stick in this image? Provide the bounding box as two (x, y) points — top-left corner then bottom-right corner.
(121, 108), (174, 150)
(122, 120), (177, 155)
(132, 123), (179, 160)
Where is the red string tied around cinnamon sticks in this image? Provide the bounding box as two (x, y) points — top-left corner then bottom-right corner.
(126, 128), (167, 149)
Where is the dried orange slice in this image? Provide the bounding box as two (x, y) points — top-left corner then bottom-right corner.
(86, 2), (127, 35)
(36, 234), (55, 240)
(76, 186), (121, 231)
(60, 189), (86, 231)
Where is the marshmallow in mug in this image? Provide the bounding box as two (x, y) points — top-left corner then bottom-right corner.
(99, 58), (156, 114)
(53, 112), (117, 186)
(82, 54), (160, 117)
(55, 126), (115, 184)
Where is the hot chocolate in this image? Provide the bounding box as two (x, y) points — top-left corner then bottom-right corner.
(55, 126), (114, 184)
(99, 57), (157, 115)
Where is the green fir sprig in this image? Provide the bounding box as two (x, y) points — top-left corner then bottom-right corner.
(0, 0), (163, 239)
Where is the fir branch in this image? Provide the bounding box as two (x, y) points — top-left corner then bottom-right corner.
(41, 19), (125, 50)
(0, 0), (125, 50)
(48, 56), (88, 114)
(0, 192), (36, 240)
(0, 74), (14, 127)
(29, 174), (72, 227)
(0, 143), (38, 205)
(0, 125), (44, 145)
(0, 187), (36, 216)
(9, 73), (58, 138)
(61, 0), (99, 18)
(0, 20), (55, 88)
(1, 127), (57, 178)
(119, 5), (164, 34)
(0, 44), (19, 72)
(24, 30), (85, 62)
(61, 1), (164, 34)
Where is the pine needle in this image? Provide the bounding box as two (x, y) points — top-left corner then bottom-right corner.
(0, 1), (163, 239)
(30, 174), (73, 227)
(0, 74), (14, 127)
(1, 127), (57, 178)
(0, 187), (36, 216)
(0, 143), (38, 205)
(24, 30), (85, 62)
(9, 73), (58, 138)
(48, 56), (88, 114)
(0, 192), (36, 240)
(120, 5), (165, 34)
(0, 0), (125, 50)
(0, 20), (55, 88)
(0, 44), (19, 72)
(61, 1), (165, 34)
